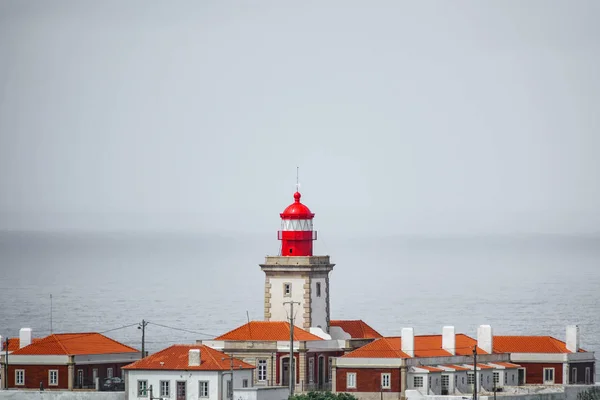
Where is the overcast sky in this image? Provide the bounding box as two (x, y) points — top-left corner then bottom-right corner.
(0, 1), (598, 235)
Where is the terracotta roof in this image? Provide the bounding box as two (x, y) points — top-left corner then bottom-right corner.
(10, 333), (139, 356)
(493, 336), (586, 354)
(343, 334), (487, 359)
(444, 365), (472, 371)
(123, 345), (254, 371)
(491, 362), (521, 369)
(214, 321), (322, 342)
(415, 366), (444, 372)
(330, 320), (383, 339)
(475, 363), (494, 370)
(2, 338), (42, 352)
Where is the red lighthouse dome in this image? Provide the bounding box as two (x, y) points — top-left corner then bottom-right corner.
(278, 191), (317, 256)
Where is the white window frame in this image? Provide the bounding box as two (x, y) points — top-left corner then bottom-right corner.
(346, 372), (356, 389)
(413, 376), (423, 388)
(381, 373), (391, 389)
(309, 358), (315, 383)
(160, 380), (170, 397)
(543, 368), (555, 384)
(283, 283), (291, 297)
(199, 380), (209, 398)
(585, 367), (591, 385)
(257, 359), (267, 382)
(107, 368), (113, 379)
(572, 368), (577, 384)
(49, 369), (58, 386)
(441, 374), (449, 390)
(226, 380), (232, 399)
(467, 372), (475, 385)
(137, 380), (148, 397)
(15, 369), (24, 386)
(492, 371), (499, 384)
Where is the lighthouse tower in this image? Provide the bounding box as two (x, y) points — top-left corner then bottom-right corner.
(260, 190), (335, 332)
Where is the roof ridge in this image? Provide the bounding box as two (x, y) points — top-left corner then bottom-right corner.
(53, 334), (71, 355)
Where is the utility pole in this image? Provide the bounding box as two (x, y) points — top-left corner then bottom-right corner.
(473, 345), (478, 400)
(222, 356), (236, 400)
(138, 320), (149, 359)
(4, 337), (8, 390)
(284, 300), (300, 398)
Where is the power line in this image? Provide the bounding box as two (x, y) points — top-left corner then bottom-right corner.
(147, 322), (217, 338)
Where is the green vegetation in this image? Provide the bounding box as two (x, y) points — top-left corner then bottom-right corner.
(577, 387), (600, 400)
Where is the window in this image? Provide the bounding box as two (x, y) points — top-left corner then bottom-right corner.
(543, 368), (555, 384)
(413, 376), (423, 388)
(585, 367), (591, 385)
(572, 368), (578, 384)
(283, 283), (291, 297)
(15, 370), (24, 385)
(381, 373), (391, 389)
(107, 368), (113, 378)
(442, 375), (449, 391)
(346, 373), (356, 389)
(454, 375), (457, 386)
(504, 372), (507, 385)
(243, 379), (249, 388)
(177, 382), (186, 398)
(512, 374), (515, 383)
(49, 370), (58, 386)
(160, 381), (170, 397)
(316, 282), (321, 297)
(257, 359), (267, 382)
(328, 358), (333, 382)
(487, 375), (490, 383)
(199, 381), (209, 397)
(462, 377), (465, 384)
(77, 369), (84, 387)
(309, 358), (315, 383)
(467, 373), (475, 385)
(137, 380), (148, 397)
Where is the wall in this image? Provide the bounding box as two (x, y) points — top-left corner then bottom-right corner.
(266, 276), (306, 327)
(519, 363), (564, 384)
(126, 369), (253, 400)
(309, 276), (328, 330)
(0, 392), (124, 400)
(336, 367), (401, 393)
(234, 387), (289, 400)
(568, 362), (595, 384)
(7, 365), (69, 389)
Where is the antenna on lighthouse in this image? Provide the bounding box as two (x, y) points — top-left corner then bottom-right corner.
(296, 166), (299, 192)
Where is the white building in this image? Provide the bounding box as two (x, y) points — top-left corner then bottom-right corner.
(122, 344), (254, 400)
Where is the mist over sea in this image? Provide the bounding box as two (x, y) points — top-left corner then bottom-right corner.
(0, 231), (598, 375)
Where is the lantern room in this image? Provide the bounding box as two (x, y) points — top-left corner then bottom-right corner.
(278, 191), (317, 256)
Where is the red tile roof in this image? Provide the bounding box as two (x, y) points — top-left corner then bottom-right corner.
(123, 345), (254, 371)
(491, 362), (521, 369)
(2, 338), (42, 352)
(10, 333), (139, 356)
(330, 320), (383, 339)
(215, 321), (322, 342)
(443, 365), (472, 371)
(343, 334), (487, 359)
(493, 336), (586, 354)
(415, 366), (444, 372)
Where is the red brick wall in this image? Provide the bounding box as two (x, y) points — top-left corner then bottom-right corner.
(8, 365), (69, 389)
(519, 363), (564, 384)
(336, 367), (401, 393)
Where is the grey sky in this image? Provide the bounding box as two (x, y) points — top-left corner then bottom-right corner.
(0, 0), (598, 235)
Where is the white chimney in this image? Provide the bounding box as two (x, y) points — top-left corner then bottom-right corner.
(401, 328), (414, 357)
(566, 325), (580, 353)
(442, 326), (455, 355)
(19, 328), (32, 348)
(188, 349), (201, 366)
(477, 325), (493, 354)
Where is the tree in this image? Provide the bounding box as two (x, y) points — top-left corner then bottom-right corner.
(290, 392), (358, 400)
(577, 387), (600, 400)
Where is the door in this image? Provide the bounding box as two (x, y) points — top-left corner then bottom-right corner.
(318, 357), (325, 390)
(77, 370), (84, 388)
(282, 358), (290, 386)
(176, 381), (186, 400)
(518, 368), (526, 385)
(441, 375), (449, 395)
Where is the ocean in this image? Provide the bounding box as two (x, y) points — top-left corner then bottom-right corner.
(0, 231), (598, 375)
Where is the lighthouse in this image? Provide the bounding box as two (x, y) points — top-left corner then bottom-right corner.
(260, 189), (335, 332)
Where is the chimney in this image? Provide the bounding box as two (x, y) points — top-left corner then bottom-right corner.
(477, 325), (493, 354)
(566, 325), (580, 353)
(19, 328), (32, 348)
(188, 349), (201, 367)
(442, 326), (455, 355)
(401, 328), (414, 357)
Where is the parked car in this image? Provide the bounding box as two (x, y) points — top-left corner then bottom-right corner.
(102, 377), (125, 391)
